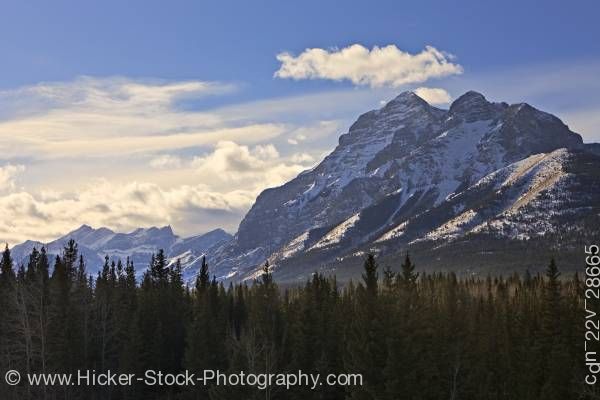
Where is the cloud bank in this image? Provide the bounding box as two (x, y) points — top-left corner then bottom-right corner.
(0, 140), (316, 245)
(0, 77), (333, 244)
(0, 76), (285, 160)
(0, 180), (253, 246)
(275, 44), (463, 88)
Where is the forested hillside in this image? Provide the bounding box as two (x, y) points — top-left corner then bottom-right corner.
(0, 241), (593, 399)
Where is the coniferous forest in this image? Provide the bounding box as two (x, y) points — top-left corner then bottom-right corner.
(0, 240), (593, 400)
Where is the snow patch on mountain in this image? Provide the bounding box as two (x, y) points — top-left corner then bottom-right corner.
(376, 220), (410, 242)
(279, 231), (310, 260)
(310, 213), (361, 250)
(425, 209), (480, 240)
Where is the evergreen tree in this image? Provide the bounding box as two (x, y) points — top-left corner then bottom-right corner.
(540, 258), (571, 399)
(346, 254), (386, 400)
(0, 244), (17, 398)
(197, 255), (210, 292)
(47, 255), (71, 373)
(0, 243), (14, 281)
(361, 253), (378, 298)
(399, 252), (418, 290)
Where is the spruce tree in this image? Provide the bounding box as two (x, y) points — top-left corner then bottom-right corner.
(540, 258), (571, 399)
(346, 254), (386, 400)
(0, 244), (14, 281)
(0, 244), (17, 398)
(399, 252), (418, 290)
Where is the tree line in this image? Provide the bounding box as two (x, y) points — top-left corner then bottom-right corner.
(0, 240), (592, 399)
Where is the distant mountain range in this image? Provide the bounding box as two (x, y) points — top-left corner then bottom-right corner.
(11, 90), (600, 283)
(11, 225), (232, 283)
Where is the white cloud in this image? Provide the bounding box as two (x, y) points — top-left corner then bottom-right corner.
(191, 141), (313, 189)
(0, 164), (25, 192)
(285, 120), (341, 147)
(275, 44), (463, 88)
(0, 76), (284, 159)
(414, 87), (452, 105)
(0, 180), (256, 245)
(0, 140), (318, 245)
(150, 155), (183, 169)
(290, 153), (315, 164)
(0, 76), (234, 118)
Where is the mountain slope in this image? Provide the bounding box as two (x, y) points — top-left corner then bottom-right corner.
(211, 90), (594, 282)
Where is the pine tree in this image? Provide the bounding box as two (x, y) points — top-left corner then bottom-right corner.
(384, 253), (422, 399)
(540, 258), (571, 399)
(346, 254), (386, 400)
(0, 244), (18, 399)
(382, 266), (396, 293)
(399, 252), (418, 290)
(166, 259), (186, 373)
(261, 260), (273, 286)
(71, 254), (92, 370)
(47, 255), (71, 373)
(32, 247), (50, 391)
(25, 247), (39, 282)
(361, 254), (378, 298)
(197, 255), (210, 293)
(0, 244), (14, 281)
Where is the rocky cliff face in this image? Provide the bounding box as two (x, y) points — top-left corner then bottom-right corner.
(212, 90), (594, 281)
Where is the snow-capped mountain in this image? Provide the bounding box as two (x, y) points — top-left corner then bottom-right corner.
(10, 225), (232, 282)
(210, 90), (599, 282)
(10, 90), (599, 284)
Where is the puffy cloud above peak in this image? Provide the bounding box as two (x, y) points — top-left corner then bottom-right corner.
(275, 44), (463, 88)
(414, 87), (452, 105)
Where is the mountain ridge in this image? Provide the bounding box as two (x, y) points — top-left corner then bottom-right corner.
(210, 90), (596, 282)
(9, 90), (599, 284)
(10, 225), (233, 282)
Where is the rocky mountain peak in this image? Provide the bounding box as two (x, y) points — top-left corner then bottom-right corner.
(346, 91), (442, 142)
(131, 225), (174, 236)
(449, 90), (499, 121)
(380, 90), (436, 117)
(386, 90), (429, 106)
(158, 225), (174, 235)
(450, 90), (487, 108)
(69, 224), (94, 235)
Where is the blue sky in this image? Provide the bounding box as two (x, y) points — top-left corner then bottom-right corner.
(0, 0), (599, 244)
(2, 0), (598, 96)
